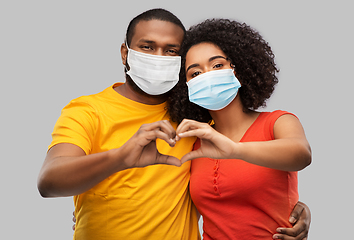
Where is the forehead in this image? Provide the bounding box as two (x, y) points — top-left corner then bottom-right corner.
(186, 42), (227, 64)
(131, 19), (184, 45)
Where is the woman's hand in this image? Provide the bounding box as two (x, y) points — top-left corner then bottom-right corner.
(176, 119), (237, 163)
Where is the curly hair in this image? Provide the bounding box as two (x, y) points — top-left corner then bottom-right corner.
(167, 18), (279, 124)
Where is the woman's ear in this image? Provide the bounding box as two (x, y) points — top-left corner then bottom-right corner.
(120, 43), (128, 65)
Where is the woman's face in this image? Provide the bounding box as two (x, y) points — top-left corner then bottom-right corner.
(185, 42), (233, 82)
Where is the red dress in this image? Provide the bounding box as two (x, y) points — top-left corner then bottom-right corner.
(190, 111), (299, 239)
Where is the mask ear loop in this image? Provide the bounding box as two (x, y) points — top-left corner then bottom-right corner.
(125, 40), (130, 50)
(124, 41), (130, 72)
(227, 58), (236, 72)
(229, 62), (241, 87)
(230, 63), (236, 75)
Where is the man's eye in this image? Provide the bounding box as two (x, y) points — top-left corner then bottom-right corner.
(141, 46), (152, 50)
(167, 49), (178, 55)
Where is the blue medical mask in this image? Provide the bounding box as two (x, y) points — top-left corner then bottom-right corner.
(187, 69), (241, 110)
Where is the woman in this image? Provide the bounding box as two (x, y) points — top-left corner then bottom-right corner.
(168, 19), (312, 239)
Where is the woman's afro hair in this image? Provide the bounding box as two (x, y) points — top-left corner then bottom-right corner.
(167, 18), (279, 124)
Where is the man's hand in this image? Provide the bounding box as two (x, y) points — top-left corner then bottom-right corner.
(120, 120), (181, 168)
(72, 211), (76, 231)
(273, 201), (311, 239)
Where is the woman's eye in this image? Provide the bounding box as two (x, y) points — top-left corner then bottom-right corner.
(213, 63), (223, 69)
(191, 71), (201, 78)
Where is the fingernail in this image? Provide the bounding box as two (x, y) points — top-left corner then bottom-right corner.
(289, 216), (296, 223)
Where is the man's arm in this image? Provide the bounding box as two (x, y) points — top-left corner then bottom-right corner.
(37, 120), (180, 197)
(37, 143), (126, 197)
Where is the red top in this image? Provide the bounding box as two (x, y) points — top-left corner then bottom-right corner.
(190, 110), (299, 239)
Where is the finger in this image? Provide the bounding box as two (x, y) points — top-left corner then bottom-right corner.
(176, 128), (198, 141)
(143, 129), (177, 147)
(156, 154), (182, 167)
(158, 120), (177, 139)
(72, 211), (76, 231)
(150, 120), (176, 135)
(178, 127), (214, 141)
(180, 150), (203, 164)
(153, 121), (177, 145)
(176, 119), (195, 133)
(141, 120), (177, 141)
(137, 122), (177, 147)
(275, 222), (307, 238)
(289, 202), (305, 224)
(296, 201), (311, 225)
(176, 119), (206, 138)
(273, 230), (308, 240)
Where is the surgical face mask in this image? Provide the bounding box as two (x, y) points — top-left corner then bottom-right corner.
(125, 44), (181, 95)
(187, 69), (241, 110)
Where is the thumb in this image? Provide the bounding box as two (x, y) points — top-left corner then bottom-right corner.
(180, 150), (203, 164)
(157, 154), (182, 167)
(289, 202), (305, 224)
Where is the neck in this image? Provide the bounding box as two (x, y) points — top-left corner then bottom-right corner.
(210, 96), (259, 140)
(114, 76), (168, 105)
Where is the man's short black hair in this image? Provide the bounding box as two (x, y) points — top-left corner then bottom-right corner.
(125, 8), (186, 47)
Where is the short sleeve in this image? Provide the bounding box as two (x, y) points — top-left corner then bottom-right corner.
(48, 99), (98, 155)
(266, 110), (298, 140)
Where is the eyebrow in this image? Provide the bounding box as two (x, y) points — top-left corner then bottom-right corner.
(186, 55), (227, 72)
(138, 39), (155, 44)
(138, 39), (181, 48)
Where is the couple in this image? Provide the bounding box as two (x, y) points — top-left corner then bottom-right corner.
(38, 8), (311, 240)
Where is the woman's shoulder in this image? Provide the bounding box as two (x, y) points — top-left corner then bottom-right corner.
(251, 110), (298, 140)
(260, 110), (297, 121)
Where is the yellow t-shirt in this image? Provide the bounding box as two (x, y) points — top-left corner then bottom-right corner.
(49, 83), (200, 240)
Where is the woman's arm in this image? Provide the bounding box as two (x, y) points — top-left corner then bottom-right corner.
(236, 114), (311, 171)
(176, 115), (311, 171)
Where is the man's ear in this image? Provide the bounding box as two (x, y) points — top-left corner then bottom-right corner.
(120, 43), (128, 65)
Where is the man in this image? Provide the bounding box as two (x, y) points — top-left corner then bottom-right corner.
(38, 8), (310, 240)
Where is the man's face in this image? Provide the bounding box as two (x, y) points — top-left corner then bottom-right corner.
(120, 19), (184, 98)
(122, 19), (184, 63)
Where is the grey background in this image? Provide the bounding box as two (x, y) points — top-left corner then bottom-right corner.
(1, 0), (352, 239)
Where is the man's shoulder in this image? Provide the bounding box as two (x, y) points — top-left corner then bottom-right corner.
(69, 84), (117, 105)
